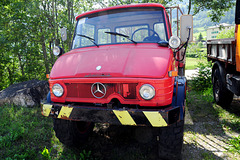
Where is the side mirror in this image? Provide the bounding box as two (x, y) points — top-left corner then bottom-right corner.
(180, 15), (193, 42)
(61, 27), (67, 42)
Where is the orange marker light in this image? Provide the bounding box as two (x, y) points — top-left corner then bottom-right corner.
(46, 74), (50, 79)
(168, 71), (178, 77)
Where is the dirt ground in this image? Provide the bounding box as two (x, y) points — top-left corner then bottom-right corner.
(73, 95), (240, 160)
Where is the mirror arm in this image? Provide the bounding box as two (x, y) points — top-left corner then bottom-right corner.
(61, 42), (65, 54)
(173, 27), (192, 62)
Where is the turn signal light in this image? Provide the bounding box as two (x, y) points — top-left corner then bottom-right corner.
(168, 71), (178, 77)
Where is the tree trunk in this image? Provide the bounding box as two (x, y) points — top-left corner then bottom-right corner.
(188, 0), (192, 15)
(40, 28), (50, 74)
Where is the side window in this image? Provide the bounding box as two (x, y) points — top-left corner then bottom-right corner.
(98, 28), (111, 44)
(73, 22), (95, 49)
(81, 24), (95, 46)
(154, 23), (166, 41)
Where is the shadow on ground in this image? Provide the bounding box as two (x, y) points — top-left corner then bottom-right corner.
(183, 91), (240, 160)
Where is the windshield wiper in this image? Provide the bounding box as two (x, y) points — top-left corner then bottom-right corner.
(77, 34), (99, 47)
(105, 31), (137, 44)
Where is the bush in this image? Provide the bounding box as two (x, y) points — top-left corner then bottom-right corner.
(186, 42), (206, 59)
(191, 62), (212, 91)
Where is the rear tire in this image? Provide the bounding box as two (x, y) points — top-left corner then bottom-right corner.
(212, 68), (233, 107)
(53, 119), (94, 147)
(158, 120), (184, 160)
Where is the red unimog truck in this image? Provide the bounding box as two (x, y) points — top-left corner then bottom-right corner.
(207, 0), (240, 107)
(41, 3), (193, 159)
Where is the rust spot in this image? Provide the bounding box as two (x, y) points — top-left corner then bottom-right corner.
(59, 115), (69, 120)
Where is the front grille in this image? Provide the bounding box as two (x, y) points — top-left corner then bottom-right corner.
(65, 83), (138, 100)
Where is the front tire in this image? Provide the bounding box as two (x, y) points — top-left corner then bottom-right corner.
(212, 68), (233, 107)
(53, 119), (94, 147)
(158, 120), (184, 160)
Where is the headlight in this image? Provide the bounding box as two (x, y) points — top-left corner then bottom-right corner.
(52, 84), (64, 97)
(169, 36), (181, 49)
(139, 84), (155, 100)
(53, 46), (63, 56)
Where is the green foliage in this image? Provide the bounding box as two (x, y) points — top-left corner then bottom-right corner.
(197, 33), (203, 42)
(192, 7), (235, 39)
(191, 62), (212, 91)
(0, 105), (52, 159)
(186, 42), (205, 58)
(0, 0), (236, 90)
(185, 57), (205, 70)
(216, 27), (235, 39)
(0, 104), (97, 160)
(228, 136), (240, 154)
(80, 150), (92, 160)
(190, 0), (235, 22)
(0, 0), (98, 90)
(41, 147), (52, 160)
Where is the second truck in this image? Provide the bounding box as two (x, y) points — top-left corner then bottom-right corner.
(207, 0), (240, 107)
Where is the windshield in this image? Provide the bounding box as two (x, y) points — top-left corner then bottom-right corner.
(72, 7), (168, 49)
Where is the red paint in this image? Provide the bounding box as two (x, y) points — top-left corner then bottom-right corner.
(51, 44), (171, 79)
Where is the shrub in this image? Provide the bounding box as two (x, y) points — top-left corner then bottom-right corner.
(191, 62), (212, 91)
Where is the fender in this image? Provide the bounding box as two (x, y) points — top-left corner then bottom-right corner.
(47, 92), (52, 103)
(172, 76), (186, 120)
(212, 61), (227, 87)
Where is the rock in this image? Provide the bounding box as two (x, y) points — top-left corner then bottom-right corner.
(0, 79), (49, 107)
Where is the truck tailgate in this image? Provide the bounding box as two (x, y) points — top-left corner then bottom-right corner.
(207, 38), (236, 64)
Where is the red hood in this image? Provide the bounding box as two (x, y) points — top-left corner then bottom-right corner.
(50, 44), (172, 79)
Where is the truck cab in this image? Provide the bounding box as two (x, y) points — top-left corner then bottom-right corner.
(42, 3), (192, 159)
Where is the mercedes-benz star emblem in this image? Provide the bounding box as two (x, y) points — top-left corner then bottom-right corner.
(96, 66), (101, 71)
(91, 82), (106, 99)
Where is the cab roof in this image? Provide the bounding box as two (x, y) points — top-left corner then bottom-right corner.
(75, 3), (165, 20)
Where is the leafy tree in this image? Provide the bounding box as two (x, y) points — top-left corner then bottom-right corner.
(0, 0), (96, 90)
(0, 0), (237, 90)
(188, 0), (235, 22)
(197, 33), (203, 42)
(186, 42), (205, 59)
(216, 27), (235, 39)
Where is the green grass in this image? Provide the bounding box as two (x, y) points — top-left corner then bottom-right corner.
(185, 57), (206, 70)
(1, 80), (240, 159)
(228, 136), (240, 154)
(187, 80), (240, 158)
(0, 105), (93, 160)
(0, 105), (52, 159)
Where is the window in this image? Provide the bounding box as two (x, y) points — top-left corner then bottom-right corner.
(116, 25), (148, 43)
(72, 22), (95, 48)
(154, 23), (167, 41)
(72, 7), (167, 49)
(98, 28), (111, 44)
